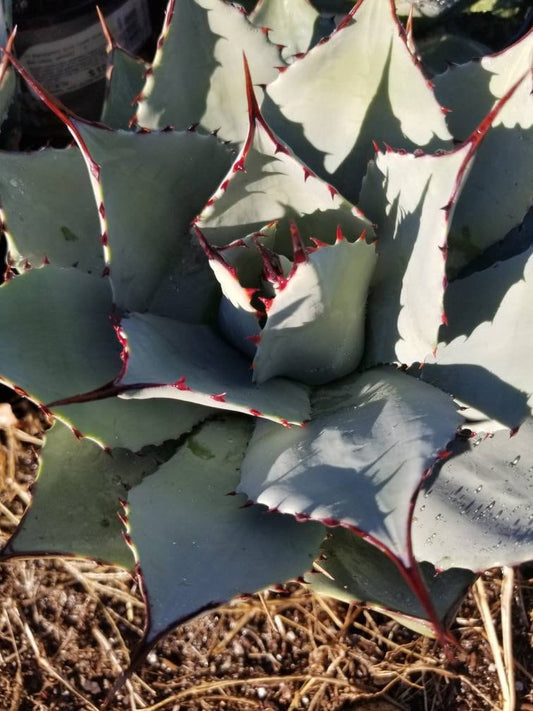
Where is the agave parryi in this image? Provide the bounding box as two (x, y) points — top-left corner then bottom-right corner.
(0, 0), (532, 675)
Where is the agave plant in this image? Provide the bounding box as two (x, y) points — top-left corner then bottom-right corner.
(0, 0), (532, 674)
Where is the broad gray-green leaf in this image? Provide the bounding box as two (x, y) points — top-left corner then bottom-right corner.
(135, 0), (281, 143)
(307, 527), (474, 633)
(0, 267), (121, 405)
(69, 120), (232, 312)
(433, 28), (533, 139)
(127, 416), (324, 643)
(101, 46), (147, 129)
(413, 419), (533, 571)
(197, 78), (373, 248)
(359, 144), (471, 366)
(56, 397), (215, 451)
(119, 312), (311, 425)
(446, 68), (533, 273)
(262, 0), (452, 203)
(239, 366), (462, 565)
(422, 246), (533, 428)
(249, 0), (323, 61)
(0, 147), (102, 273)
(3, 420), (157, 568)
(254, 238), (377, 385)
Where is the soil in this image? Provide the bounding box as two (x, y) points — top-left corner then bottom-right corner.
(1, 391), (533, 711)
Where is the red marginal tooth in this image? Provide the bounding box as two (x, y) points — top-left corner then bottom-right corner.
(510, 427), (519, 437)
(303, 167), (314, 182)
(442, 276), (448, 290)
(295, 512), (310, 522)
(383, 142), (393, 153)
(102, 265), (110, 277)
(233, 159), (246, 173)
(99, 203), (106, 218)
(372, 139), (380, 153)
(240, 500), (254, 509)
(276, 66), (287, 74)
(226, 490), (237, 496)
(72, 427), (83, 440)
(441, 106), (452, 115)
(335, 226), (346, 244)
(426, 79), (435, 89)
(23, 260), (31, 271)
(174, 376), (191, 392)
(101, 231), (109, 247)
(280, 419), (291, 428)
(441, 312), (449, 326)
(42, 255), (50, 265)
(327, 185), (337, 199)
(274, 142), (289, 155)
(13, 385), (28, 397)
(322, 517), (340, 527)
(221, 179), (230, 192)
(211, 392), (227, 403)
(437, 450), (452, 460)
(250, 408), (263, 417)
(245, 334), (261, 344)
(289, 221), (307, 265)
(260, 26), (270, 35)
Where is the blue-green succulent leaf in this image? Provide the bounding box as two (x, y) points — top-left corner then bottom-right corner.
(197, 59), (374, 247)
(0, 267), (121, 405)
(249, 0), (328, 61)
(126, 416), (325, 644)
(2, 420), (157, 569)
(239, 366), (462, 565)
(422, 246), (533, 429)
(254, 236), (377, 385)
(118, 312), (311, 425)
(0, 147), (102, 273)
(307, 527), (474, 634)
(101, 45), (148, 130)
(67, 120), (232, 313)
(413, 418), (533, 571)
(136, 0), (281, 143)
(359, 144), (471, 366)
(262, 0), (452, 202)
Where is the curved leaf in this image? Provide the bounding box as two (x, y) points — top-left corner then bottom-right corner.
(3, 421), (157, 569)
(56, 397), (215, 451)
(359, 144), (471, 366)
(447, 68), (533, 273)
(433, 28), (533, 140)
(239, 366), (462, 565)
(101, 46), (148, 130)
(136, 0), (281, 143)
(197, 65), (373, 247)
(422, 246), (533, 429)
(68, 120), (232, 312)
(254, 237), (377, 385)
(307, 527), (474, 634)
(249, 0), (326, 61)
(0, 147), (102, 273)
(262, 0), (451, 202)
(0, 267), (121, 405)
(119, 312), (311, 425)
(413, 418), (533, 571)
(126, 416), (324, 644)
